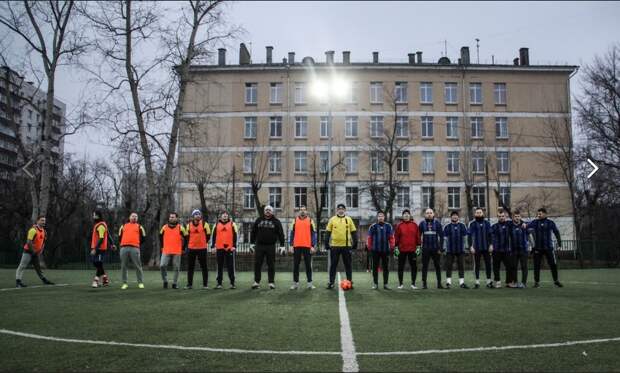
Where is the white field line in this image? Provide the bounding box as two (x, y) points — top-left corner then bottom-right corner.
(0, 284), (70, 292)
(337, 272), (359, 372)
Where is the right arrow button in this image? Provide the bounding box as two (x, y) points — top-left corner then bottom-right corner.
(587, 158), (599, 179)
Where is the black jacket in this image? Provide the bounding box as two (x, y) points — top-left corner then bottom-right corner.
(251, 216), (285, 246)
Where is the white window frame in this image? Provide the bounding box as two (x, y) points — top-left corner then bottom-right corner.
(345, 187), (359, 208)
(448, 187), (461, 209)
(494, 83), (507, 105)
(370, 151), (383, 174)
(447, 151), (460, 174)
(444, 82), (458, 104)
(395, 116), (409, 138)
(469, 82), (482, 105)
(495, 117), (509, 139)
(245, 83), (257, 104)
(269, 82), (282, 104)
(421, 186), (435, 209)
(243, 187), (255, 209)
(319, 151), (329, 174)
(294, 151), (308, 173)
(471, 117), (484, 139)
(295, 116), (308, 138)
(268, 151), (281, 174)
(345, 116), (358, 138)
(397, 186), (410, 208)
(370, 116), (384, 138)
(420, 82), (433, 104)
(472, 186), (486, 209)
(395, 81), (408, 103)
(497, 151), (510, 174)
(243, 151), (255, 174)
(346, 82), (358, 104)
(421, 151), (434, 174)
(269, 187), (282, 210)
(345, 151), (358, 173)
(294, 187), (308, 209)
(472, 151), (486, 174)
(499, 186), (511, 207)
(421, 116), (433, 138)
(446, 117), (459, 139)
(244, 117), (257, 139)
(294, 82), (306, 104)
(320, 116), (330, 138)
(269, 116), (282, 138)
(397, 151), (409, 173)
(370, 82), (383, 104)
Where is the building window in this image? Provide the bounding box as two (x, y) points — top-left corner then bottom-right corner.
(421, 116), (433, 138)
(447, 151), (460, 174)
(245, 83), (257, 104)
(471, 117), (484, 139)
(270, 82), (282, 104)
(346, 82), (358, 103)
(495, 117), (508, 139)
(243, 187), (255, 209)
(294, 82), (306, 104)
(494, 83), (507, 105)
(320, 187), (328, 210)
(269, 151), (281, 174)
(370, 151), (383, 173)
(499, 186), (511, 207)
(472, 186), (486, 209)
(472, 151), (486, 174)
(295, 116), (308, 138)
(397, 151), (409, 173)
(394, 81), (408, 103)
(448, 187), (460, 209)
(397, 186), (410, 207)
(346, 187), (359, 208)
(370, 82), (383, 103)
(422, 151), (434, 174)
(320, 116), (331, 138)
(244, 117), (257, 139)
(395, 116), (409, 138)
(345, 116), (358, 138)
(269, 187), (282, 210)
(420, 82), (433, 104)
(497, 151), (510, 174)
(444, 82), (458, 104)
(269, 116), (282, 138)
(294, 151), (308, 173)
(370, 116), (384, 138)
(469, 82), (482, 105)
(446, 117), (459, 139)
(421, 187), (435, 209)
(345, 151), (358, 173)
(243, 151), (255, 173)
(320, 151), (329, 173)
(294, 187), (308, 209)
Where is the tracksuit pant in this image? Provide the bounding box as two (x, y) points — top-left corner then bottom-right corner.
(421, 250), (441, 285)
(329, 247), (353, 284)
(160, 254), (181, 285)
(91, 249), (106, 277)
(371, 251), (389, 285)
(15, 252), (46, 281)
(515, 252), (529, 284)
(474, 251), (492, 281)
(187, 249), (208, 287)
(216, 250), (236, 286)
(445, 253), (465, 280)
(533, 249), (559, 283)
(397, 251), (417, 285)
(120, 246), (144, 284)
(493, 251), (516, 283)
(293, 248), (313, 283)
(254, 244), (276, 283)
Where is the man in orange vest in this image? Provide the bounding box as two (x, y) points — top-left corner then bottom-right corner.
(118, 212), (146, 289)
(185, 209), (211, 290)
(90, 209), (116, 288)
(15, 215), (54, 288)
(159, 212), (187, 289)
(211, 210), (238, 289)
(288, 206), (317, 290)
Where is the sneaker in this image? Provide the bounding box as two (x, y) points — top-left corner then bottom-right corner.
(230, 284), (236, 289)
(460, 283), (470, 289)
(445, 283), (451, 289)
(411, 284), (418, 290)
(486, 282), (494, 289)
(383, 285), (391, 290)
(372, 283), (378, 290)
(163, 281), (168, 289)
(533, 282), (540, 288)
(121, 283), (129, 290)
(268, 283), (276, 290)
(138, 283), (145, 289)
(290, 282), (299, 290)
(495, 282), (502, 289)
(215, 284), (223, 289)
(326, 283), (334, 290)
(202, 286), (209, 290)
(42, 278), (54, 285)
(397, 284), (404, 290)
(15, 280), (26, 288)
(307, 282), (316, 290)
(554, 281), (564, 288)
(92, 277), (100, 288)
(251, 282), (260, 289)
(171, 284), (179, 289)
(474, 283), (480, 289)
(520, 283), (527, 289)
(184, 285), (193, 290)
(422, 283), (428, 289)
(102, 275), (110, 287)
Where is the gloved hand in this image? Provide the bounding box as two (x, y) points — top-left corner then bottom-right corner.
(249, 244), (255, 253)
(394, 247), (400, 257)
(278, 246), (286, 255)
(415, 246), (421, 256)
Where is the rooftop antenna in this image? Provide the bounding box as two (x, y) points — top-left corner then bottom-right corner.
(475, 38), (480, 64)
(444, 40), (447, 57)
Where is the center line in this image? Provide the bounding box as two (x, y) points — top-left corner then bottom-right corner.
(338, 272), (359, 372)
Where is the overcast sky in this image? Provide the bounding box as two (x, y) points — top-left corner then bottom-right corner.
(49, 1), (620, 158)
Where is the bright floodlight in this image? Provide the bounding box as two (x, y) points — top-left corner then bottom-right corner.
(312, 80), (328, 99)
(332, 78), (349, 99)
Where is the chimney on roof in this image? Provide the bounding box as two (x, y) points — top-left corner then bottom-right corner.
(408, 53), (416, 64)
(266, 46), (273, 65)
(342, 51), (351, 64)
(288, 52), (295, 65)
(372, 51), (379, 63)
(325, 50), (335, 64)
(519, 47), (529, 66)
(416, 51), (423, 64)
(239, 43), (251, 65)
(218, 48), (226, 66)
(513, 58), (520, 66)
(460, 47), (470, 65)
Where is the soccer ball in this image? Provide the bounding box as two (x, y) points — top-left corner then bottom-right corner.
(340, 279), (352, 290)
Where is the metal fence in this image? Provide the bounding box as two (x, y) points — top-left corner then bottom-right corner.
(1, 240), (618, 271)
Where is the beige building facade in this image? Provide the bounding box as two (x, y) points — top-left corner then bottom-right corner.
(177, 45), (578, 242)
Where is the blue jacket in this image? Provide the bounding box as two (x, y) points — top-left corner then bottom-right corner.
(367, 222), (395, 253)
(443, 222), (468, 254)
(468, 219), (492, 252)
(527, 218), (561, 250)
(491, 221), (512, 253)
(510, 220), (529, 254)
(419, 219), (444, 252)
